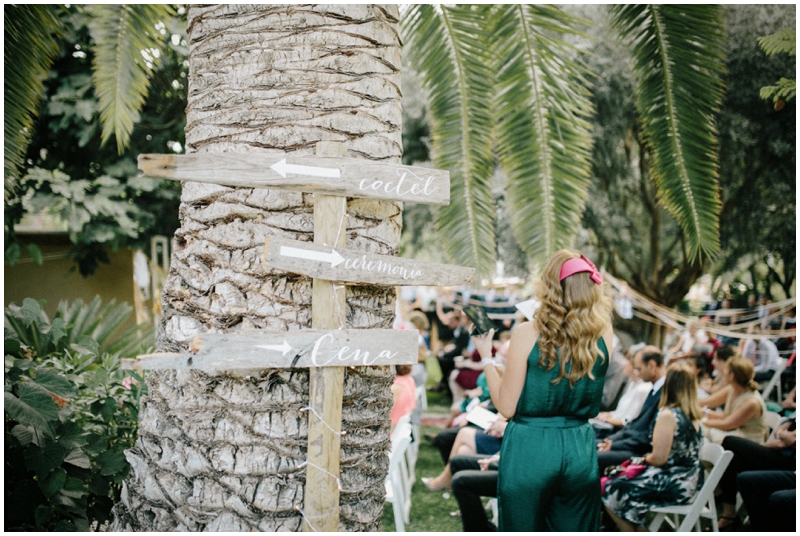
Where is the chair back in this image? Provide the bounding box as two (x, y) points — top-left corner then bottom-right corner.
(760, 357), (788, 401)
(680, 441), (733, 531)
(385, 421), (412, 531)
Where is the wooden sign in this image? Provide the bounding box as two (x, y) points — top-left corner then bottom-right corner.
(123, 328), (418, 372)
(264, 235), (475, 287)
(138, 153), (450, 205)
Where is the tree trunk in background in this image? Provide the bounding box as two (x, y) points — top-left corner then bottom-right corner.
(112, 5), (402, 531)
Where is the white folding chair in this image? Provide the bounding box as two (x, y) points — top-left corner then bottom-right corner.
(487, 497), (498, 526)
(760, 357), (787, 402)
(648, 440), (734, 532)
(416, 384), (428, 411)
(386, 421), (413, 531)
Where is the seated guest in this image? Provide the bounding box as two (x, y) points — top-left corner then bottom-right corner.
(597, 346), (666, 473)
(449, 347), (489, 407)
(593, 351), (652, 435)
(422, 417), (507, 491)
(602, 362), (704, 531)
(716, 415), (796, 530)
(701, 356), (768, 444)
(671, 353), (710, 399)
(600, 339), (634, 412)
(737, 470), (796, 532)
(450, 454), (499, 532)
(390, 365), (416, 428)
(741, 333), (781, 382)
(433, 308), (470, 398)
(708, 344), (738, 393)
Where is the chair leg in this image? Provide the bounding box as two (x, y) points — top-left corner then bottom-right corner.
(648, 512), (666, 532)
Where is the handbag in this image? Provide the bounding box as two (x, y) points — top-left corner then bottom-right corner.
(600, 458), (647, 494)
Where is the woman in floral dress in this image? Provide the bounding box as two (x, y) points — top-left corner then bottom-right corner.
(603, 362), (704, 530)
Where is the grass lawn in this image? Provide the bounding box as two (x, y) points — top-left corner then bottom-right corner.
(380, 358), (487, 531)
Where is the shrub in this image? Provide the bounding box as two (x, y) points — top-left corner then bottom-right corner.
(4, 298), (150, 531)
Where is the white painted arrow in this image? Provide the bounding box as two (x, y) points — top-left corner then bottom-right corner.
(280, 245), (346, 268)
(270, 158), (341, 179)
(256, 340), (293, 356)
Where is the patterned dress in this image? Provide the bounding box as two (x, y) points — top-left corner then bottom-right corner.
(602, 407), (703, 526)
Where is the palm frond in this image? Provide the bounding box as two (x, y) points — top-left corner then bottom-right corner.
(87, 4), (175, 153)
(55, 297), (154, 357)
(610, 5), (725, 260)
(758, 27), (796, 57)
(402, 5), (496, 277)
(491, 5), (594, 270)
(4, 5), (65, 201)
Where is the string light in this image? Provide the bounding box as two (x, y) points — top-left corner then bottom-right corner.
(295, 506), (318, 532)
(300, 406), (346, 436)
(295, 460), (343, 491)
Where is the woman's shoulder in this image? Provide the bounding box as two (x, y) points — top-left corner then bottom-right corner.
(510, 320), (538, 343)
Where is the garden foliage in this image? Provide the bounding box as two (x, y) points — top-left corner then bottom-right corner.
(4, 298), (151, 531)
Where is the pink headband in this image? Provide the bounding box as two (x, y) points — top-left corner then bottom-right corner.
(559, 255), (602, 285)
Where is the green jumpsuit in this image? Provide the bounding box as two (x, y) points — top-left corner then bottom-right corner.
(498, 338), (609, 531)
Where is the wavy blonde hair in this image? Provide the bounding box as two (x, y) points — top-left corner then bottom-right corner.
(533, 249), (613, 385)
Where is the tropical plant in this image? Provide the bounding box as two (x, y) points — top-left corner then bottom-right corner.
(4, 4), (186, 275)
(758, 27), (796, 106)
(714, 4), (796, 299)
(402, 4), (727, 276)
(5, 4), (176, 200)
(4, 299), (148, 531)
(5, 297), (154, 358)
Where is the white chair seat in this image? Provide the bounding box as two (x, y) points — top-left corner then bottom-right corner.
(648, 440), (733, 532)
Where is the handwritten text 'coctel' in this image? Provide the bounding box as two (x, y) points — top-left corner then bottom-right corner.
(358, 168), (438, 199)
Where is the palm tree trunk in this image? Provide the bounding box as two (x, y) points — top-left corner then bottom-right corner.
(113, 5), (403, 531)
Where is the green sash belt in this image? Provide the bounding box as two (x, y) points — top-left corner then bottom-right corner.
(511, 415), (588, 428)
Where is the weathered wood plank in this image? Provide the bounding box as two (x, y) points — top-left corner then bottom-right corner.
(306, 187), (348, 532)
(263, 235), (475, 287)
(123, 329), (418, 371)
(138, 153), (450, 205)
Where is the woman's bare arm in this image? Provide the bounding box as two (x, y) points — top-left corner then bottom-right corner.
(645, 409), (678, 466)
(703, 397), (762, 431)
(474, 323), (536, 418)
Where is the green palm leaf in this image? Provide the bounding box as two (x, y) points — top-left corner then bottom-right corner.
(402, 5), (496, 277)
(610, 5), (725, 260)
(491, 5), (594, 269)
(87, 4), (175, 153)
(4, 5), (65, 201)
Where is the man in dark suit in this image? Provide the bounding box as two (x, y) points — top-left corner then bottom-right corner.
(597, 345), (666, 473)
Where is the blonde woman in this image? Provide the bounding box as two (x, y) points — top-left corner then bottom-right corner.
(602, 362), (704, 531)
(472, 250), (614, 531)
(701, 356), (768, 444)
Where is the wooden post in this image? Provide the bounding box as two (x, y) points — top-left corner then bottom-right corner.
(304, 141), (348, 531)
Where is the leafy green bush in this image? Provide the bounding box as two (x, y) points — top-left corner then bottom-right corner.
(4, 298), (150, 531)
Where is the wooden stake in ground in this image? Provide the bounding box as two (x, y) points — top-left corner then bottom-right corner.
(305, 141), (348, 531)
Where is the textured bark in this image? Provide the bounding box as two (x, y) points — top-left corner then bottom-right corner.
(113, 5), (402, 531)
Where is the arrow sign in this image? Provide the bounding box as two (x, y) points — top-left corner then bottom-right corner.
(264, 236), (475, 287)
(122, 329), (418, 371)
(138, 153), (450, 205)
(270, 158), (340, 179)
(280, 245), (345, 268)
(255, 340), (293, 356)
